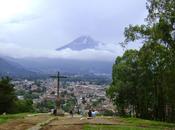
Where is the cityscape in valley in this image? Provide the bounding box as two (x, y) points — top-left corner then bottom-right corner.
(12, 75), (114, 114)
(0, 0), (175, 130)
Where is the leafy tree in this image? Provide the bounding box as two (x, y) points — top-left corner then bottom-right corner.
(107, 50), (139, 116)
(36, 100), (56, 113)
(0, 77), (35, 114)
(62, 98), (77, 112)
(137, 43), (168, 120)
(14, 99), (34, 113)
(107, 43), (171, 120)
(123, 0), (175, 49)
(0, 77), (16, 114)
(122, 0), (175, 122)
(108, 0), (175, 122)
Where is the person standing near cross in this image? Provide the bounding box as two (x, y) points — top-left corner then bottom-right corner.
(50, 72), (67, 116)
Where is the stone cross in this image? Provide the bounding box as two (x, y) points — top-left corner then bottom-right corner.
(50, 72), (67, 114)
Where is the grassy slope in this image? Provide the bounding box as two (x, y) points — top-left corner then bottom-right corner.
(120, 117), (175, 128)
(84, 117), (175, 130)
(85, 125), (160, 130)
(0, 113), (32, 124)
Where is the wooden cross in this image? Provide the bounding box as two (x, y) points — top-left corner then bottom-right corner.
(50, 72), (67, 111)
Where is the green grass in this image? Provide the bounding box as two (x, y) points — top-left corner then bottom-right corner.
(0, 113), (32, 124)
(84, 125), (163, 130)
(84, 117), (175, 130)
(120, 117), (175, 128)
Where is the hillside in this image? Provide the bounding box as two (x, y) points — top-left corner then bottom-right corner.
(14, 58), (113, 75)
(0, 57), (37, 78)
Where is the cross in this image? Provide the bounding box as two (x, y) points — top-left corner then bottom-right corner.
(50, 72), (67, 114)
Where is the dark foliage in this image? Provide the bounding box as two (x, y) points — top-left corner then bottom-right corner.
(107, 0), (175, 123)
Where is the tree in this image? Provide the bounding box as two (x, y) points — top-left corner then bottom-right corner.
(107, 50), (139, 116)
(122, 0), (175, 122)
(138, 43), (168, 120)
(0, 77), (36, 114)
(0, 77), (16, 114)
(107, 43), (171, 120)
(123, 0), (175, 49)
(15, 99), (34, 113)
(108, 0), (175, 122)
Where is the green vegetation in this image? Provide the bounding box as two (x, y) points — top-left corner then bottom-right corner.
(0, 77), (35, 114)
(62, 97), (77, 112)
(0, 77), (17, 114)
(84, 125), (160, 130)
(15, 99), (35, 113)
(0, 113), (29, 124)
(107, 0), (175, 122)
(36, 100), (56, 112)
(84, 117), (175, 130)
(120, 117), (175, 128)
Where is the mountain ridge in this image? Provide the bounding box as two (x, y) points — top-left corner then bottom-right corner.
(0, 57), (37, 78)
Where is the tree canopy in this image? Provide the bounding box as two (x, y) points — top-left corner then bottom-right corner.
(0, 77), (16, 114)
(107, 0), (175, 122)
(0, 77), (35, 114)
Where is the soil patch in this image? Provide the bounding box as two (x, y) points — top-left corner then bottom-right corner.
(0, 114), (51, 130)
(41, 117), (121, 130)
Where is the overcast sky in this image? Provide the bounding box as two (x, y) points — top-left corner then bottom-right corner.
(0, 0), (147, 61)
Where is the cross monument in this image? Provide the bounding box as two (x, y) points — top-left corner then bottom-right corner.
(50, 72), (67, 115)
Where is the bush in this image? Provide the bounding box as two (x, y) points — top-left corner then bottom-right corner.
(102, 109), (115, 116)
(13, 99), (35, 113)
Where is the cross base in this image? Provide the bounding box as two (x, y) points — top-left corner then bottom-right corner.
(56, 109), (64, 116)
(55, 97), (64, 116)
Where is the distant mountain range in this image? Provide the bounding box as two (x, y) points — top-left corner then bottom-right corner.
(15, 58), (113, 75)
(0, 36), (113, 78)
(0, 57), (37, 78)
(56, 35), (104, 51)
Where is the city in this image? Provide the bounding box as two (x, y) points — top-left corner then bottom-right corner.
(12, 76), (115, 115)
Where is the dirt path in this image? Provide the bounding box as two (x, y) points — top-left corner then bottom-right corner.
(41, 117), (122, 130)
(0, 114), (52, 130)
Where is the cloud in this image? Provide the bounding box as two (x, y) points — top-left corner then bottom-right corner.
(7, 15), (39, 24)
(0, 0), (146, 59)
(0, 42), (124, 61)
(0, 0), (147, 50)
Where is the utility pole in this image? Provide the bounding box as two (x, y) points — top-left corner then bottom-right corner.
(50, 72), (67, 115)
